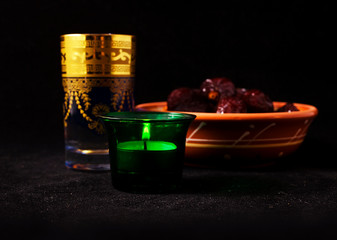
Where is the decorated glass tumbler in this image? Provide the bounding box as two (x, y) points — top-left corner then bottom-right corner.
(100, 112), (196, 193)
(60, 33), (136, 171)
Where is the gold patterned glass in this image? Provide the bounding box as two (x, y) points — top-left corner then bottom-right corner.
(60, 33), (136, 171)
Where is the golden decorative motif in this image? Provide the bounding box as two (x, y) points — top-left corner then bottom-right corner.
(88, 104), (110, 134)
(60, 34), (135, 77)
(111, 49), (131, 64)
(61, 34), (135, 134)
(63, 77), (134, 134)
(62, 77), (134, 94)
(92, 103), (110, 117)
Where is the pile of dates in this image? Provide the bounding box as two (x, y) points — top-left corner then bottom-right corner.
(167, 77), (299, 113)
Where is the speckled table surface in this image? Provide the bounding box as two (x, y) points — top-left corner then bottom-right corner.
(1, 139), (337, 239)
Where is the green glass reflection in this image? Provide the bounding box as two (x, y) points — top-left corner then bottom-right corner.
(117, 141), (177, 151)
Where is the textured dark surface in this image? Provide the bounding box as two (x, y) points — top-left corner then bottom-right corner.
(1, 139), (337, 239)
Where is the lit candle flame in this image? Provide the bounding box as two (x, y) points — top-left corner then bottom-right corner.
(142, 123), (150, 150)
(142, 123), (150, 141)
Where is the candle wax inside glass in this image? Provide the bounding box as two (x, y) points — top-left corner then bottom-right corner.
(117, 141), (177, 151)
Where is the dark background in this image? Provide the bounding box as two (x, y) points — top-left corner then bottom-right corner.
(1, 1), (336, 238)
(1, 0), (334, 146)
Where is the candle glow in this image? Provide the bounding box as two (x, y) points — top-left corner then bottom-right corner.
(100, 111), (196, 192)
(142, 123), (150, 141)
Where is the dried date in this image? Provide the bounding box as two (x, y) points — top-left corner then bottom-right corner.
(200, 77), (236, 101)
(167, 77), (297, 113)
(277, 102), (299, 112)
(242, 89), (274, 113)
(167, 88), (215, 112)
(216, 96), (247, 113)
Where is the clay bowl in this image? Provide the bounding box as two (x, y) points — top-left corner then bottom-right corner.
(135, 101), (318, 168)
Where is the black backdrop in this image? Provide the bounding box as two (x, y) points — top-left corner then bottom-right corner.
(1, 1), (334, 151)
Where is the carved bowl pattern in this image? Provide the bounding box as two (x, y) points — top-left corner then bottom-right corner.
(135, 101), (318, 167)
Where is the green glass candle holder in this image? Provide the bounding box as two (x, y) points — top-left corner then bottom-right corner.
(100, 112), (196, 193)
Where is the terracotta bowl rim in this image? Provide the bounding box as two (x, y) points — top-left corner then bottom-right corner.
(135, 101), (318, 121)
